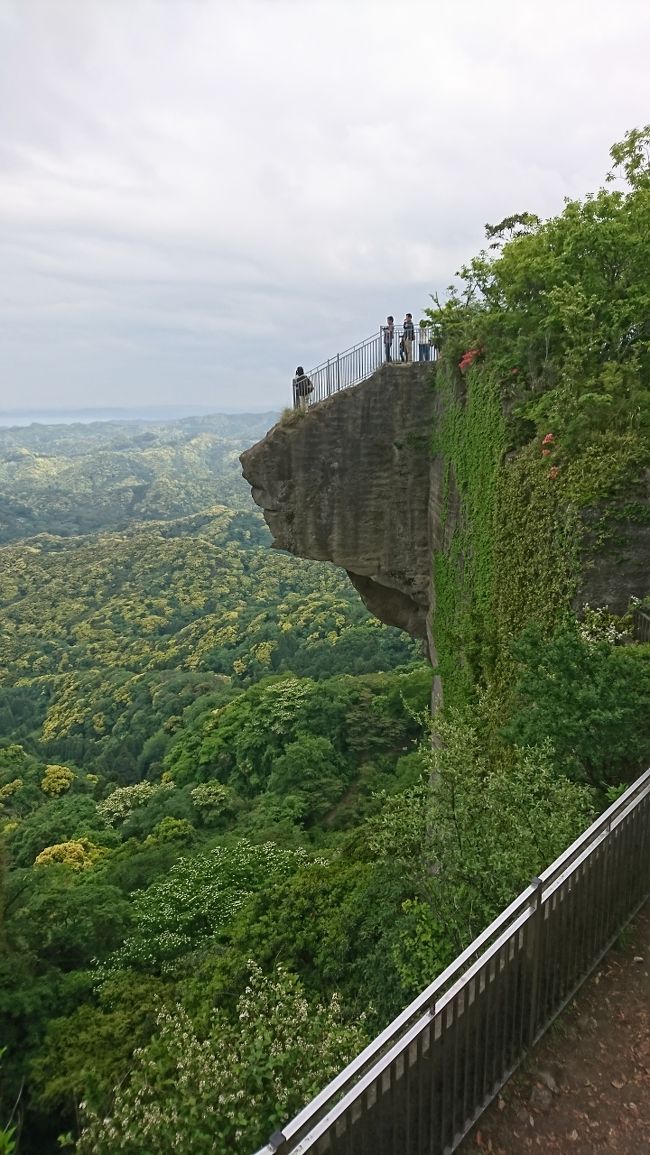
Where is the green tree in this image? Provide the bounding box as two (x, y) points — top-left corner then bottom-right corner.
(76, 964), (367, 1155)
(101, 840), (308, 978)
(385, 713), (594, 993)
(505, 620), (650, 786)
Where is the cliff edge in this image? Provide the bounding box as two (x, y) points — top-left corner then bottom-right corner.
(240, 364), (442, 657)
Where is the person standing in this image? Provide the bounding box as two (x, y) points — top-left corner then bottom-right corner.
(403, 313), (415, 362)
(418, 319), (431, 361)
(383, 315), (395, 362)
(292, 366), (314, 410)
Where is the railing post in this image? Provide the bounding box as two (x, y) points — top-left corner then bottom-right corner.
(526, 877), (544, 1046)
(336, 352), (340, 391)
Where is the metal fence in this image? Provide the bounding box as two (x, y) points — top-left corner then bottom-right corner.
(255, 767), (650, 1155)
(294, 327), (439, 408)
(633, 606), (650, 643)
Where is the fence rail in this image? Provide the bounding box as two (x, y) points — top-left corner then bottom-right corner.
(255, 767), (650, 1155)
(294, 327), (439, 408)
(633, 606), (650, 643)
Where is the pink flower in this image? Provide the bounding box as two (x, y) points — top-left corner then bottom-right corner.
(459, 347), (482, 371)
(541, 448), (551, 457)
(542, 433), (555, 445)
(548, 466), (560, 479)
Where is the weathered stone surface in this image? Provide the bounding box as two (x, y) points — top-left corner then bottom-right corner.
(578, 476), (650, 614)
(240, 364), (650, 674)
(240, 364), (438, 650)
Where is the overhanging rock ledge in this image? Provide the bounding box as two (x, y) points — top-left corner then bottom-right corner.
(240, 363), (443, 659)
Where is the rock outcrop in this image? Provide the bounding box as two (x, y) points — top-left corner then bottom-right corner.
(240, 364), (440, 656)
(241, 362), (650, 670)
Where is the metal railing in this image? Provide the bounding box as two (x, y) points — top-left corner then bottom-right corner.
(633, 606), (650, 643)
(294, 327), (439, 408)
(255, 767), (650, 1155)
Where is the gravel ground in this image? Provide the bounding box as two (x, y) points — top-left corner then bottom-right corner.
(458, 901), (650, 1155)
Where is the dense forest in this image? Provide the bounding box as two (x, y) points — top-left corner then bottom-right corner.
(0, 410), (427, 1154)
(2, 129), (650, 1155)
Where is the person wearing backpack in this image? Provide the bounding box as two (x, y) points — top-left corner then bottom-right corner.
(292, 366), (314, 410)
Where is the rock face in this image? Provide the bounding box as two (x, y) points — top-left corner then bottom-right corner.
(240, 364), (439, 654)
(578, 479), (650, 615)
(241, 363), (650, 670)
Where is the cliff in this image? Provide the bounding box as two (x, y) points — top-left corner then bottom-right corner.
(240, 364), (443, 660)
(241, 363), (650, 689)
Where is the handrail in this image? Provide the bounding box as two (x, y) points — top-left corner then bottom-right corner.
(633, 605), (650, 643)
(254, 766), (650, 1154)
(293, 326), (438, 409)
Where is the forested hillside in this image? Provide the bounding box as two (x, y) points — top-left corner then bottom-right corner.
(0, 413), (276, 541)
(0, 507), (418, 779)
(0, 410), (428, 1155)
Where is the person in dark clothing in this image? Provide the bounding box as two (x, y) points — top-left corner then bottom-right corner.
(402, 313), (415, 362)
(383, 315), (395, 362)
(292, 366), (314, 410)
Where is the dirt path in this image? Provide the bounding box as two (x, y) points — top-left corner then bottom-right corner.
(459, 901), (649, 1155)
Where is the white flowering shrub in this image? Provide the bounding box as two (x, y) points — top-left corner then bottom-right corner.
(97, 781), (175, 826)
(77, 964), (367, 1155)
(189, 781), (236, 817)
(577, 604), (628, 646)
(101, 840), (309, 976)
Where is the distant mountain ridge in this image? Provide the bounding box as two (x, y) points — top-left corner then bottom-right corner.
(0, 412), (279, 541)
(0, 406), (280, 428)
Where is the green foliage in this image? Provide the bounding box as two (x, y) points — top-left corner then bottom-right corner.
(379, 713), (594, 994)
(29, 969), (171, 1122)
(97, 782), (175, 826)
(427, 129), (650, 729)
(0, 1050), (17, 1155)
(76, 964), (367, 1155)
(0, 412), (423, 1153)
(430, 364), (507, 702)
(491, 443), (580, 668)
(505, 620), (650, 786)
(101, 840), (309, 978)
(0, 510), (418, 780)
(424, 714), (594, 939)
(6, 795), (109, 869)
(165, 668), (431, 831)
(189, 781), (239, 826)
(430, 131), (650, 456)
(607, 123), (650, 188)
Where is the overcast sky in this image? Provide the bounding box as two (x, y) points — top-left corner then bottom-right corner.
(1, 0), (648, 412)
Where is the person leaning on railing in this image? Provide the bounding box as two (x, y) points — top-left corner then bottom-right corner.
(292, 366), (314, 410)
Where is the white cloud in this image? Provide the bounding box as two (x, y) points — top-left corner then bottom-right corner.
(0, 0), (648, 408)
